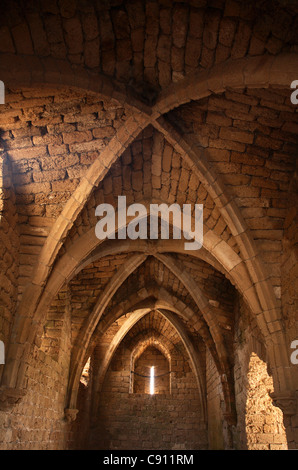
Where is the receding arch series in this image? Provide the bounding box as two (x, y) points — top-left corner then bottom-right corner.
(0, 51), (297, 450)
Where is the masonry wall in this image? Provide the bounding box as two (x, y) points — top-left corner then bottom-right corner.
(206, 348), (225, 450)
(0, 0), (296, 452)
(0, 345), (70, 450)
(88, 342), (207, 450)
(281, 161), (298, 449)
(68, 375), (93, 450)
(0, 154), (19, 383)
(233, 296), (287, 450)
(279, 184), (298, 449)
(133, 346), (170, 394)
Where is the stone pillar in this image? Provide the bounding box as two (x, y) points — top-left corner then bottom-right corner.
(64, 408), (79, 423)
(223, 411), (237, 449)
(271, 391), (298, 449)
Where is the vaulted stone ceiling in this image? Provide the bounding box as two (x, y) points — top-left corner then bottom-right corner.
(0, 0), (297, 450)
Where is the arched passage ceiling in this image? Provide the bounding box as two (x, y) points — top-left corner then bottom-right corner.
(84, 307), (208, 420)
(0, 0), (297, 408)
(0, 0), (297, 94)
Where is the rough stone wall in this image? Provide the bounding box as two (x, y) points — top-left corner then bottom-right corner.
(168, 86), (297, 304)
(0, 145), (72, 451)
(88, 340), (207, 450)
(60, 126), (238, 257)
(68, 360), (93, 450)
(0, 0), (296, 452)
(94, 392), (206, 450)
(245, 353), (288, 450)
(280, 162), (298, 448)
(282, 200), (297, 331)
(133, 346), (170, 394)
(281, 160), (297, 334)
(0, 345), (70, 450)
(0, 153), (19, 383)
(233, 296), (287, 450)
(206, 348), (225, 449)
(0, 0), (296, 88)
(0, 87), (128, 293)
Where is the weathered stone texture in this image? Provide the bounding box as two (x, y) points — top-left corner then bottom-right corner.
(0, 0), (297, 452)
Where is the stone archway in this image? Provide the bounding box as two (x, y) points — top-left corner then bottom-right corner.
(0, 1), (297, 450)
(131, 340), (171, 395)
(87, 309), (208, 450)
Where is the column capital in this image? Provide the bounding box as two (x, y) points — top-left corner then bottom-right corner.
(0, 386), (26, 410)
(64, 408), (79, 423)
(223, 411), (237, 426)
(270, 391), (297, 416)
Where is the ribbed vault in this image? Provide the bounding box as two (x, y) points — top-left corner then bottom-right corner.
(0, 0), (297, 451)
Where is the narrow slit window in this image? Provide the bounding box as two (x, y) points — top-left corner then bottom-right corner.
(150, 366), (155, 395)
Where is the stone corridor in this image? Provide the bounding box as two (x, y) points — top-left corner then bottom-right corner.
(0, 0), (297, 450)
